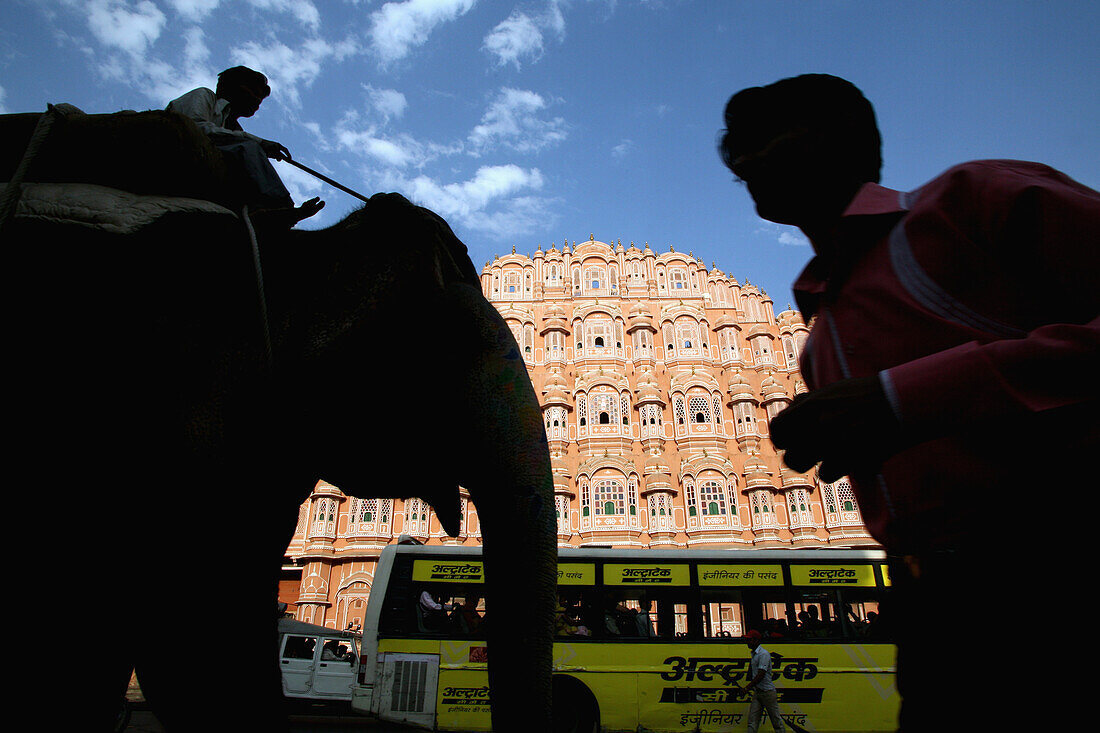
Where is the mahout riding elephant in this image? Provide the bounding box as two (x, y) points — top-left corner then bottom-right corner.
(2, 108), (555, 731)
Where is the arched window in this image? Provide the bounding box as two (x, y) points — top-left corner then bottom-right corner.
(585, 266), (605, 290)
(593, 479), (625, 515)
(689, 396), (711, 424)
(404, 498), (429, 536)
(310, 497), (338, 538)
(589, 392), (619, 428)
(699, 480), (728, 516)
(676, 321), (700, 352)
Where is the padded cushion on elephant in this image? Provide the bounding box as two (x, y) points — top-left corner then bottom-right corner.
(9, 180), (237, 234)
(0, 109), (233, 204)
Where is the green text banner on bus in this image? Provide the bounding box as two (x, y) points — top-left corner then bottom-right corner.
(697, 565), (783, 586)
(789, 565), (876, 586)
(413, 560), (484, 583)
(557, 563), (596, 585)
(604, 564), (690, 586)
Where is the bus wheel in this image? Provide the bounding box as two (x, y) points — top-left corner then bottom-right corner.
(552, 677), (598, 733)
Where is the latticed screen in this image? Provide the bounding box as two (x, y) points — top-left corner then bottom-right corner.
(699, 480), (727, 515)
(689, 396), (712, 423)
(593, 479), (625, 515)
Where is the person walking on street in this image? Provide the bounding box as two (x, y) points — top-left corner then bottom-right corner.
(743, 630), (786, 733)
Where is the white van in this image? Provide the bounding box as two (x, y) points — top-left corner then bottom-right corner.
(277, 617), (360, 703)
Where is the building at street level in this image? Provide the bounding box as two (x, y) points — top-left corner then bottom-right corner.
(280, 236), (876, 629)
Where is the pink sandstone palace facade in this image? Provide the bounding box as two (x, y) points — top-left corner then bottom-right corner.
(279, 236), (876, 629)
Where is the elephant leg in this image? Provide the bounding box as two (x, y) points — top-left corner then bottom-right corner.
(439, 282), (557, 733)
(130, 467), (294, 732)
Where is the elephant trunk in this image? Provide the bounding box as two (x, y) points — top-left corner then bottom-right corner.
(445, 282), (557, 732)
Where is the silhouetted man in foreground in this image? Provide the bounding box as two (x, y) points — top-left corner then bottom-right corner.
(167, 65), (323, 225)
(719, 74), (1099, 731)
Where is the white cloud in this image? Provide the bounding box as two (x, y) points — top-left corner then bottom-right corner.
(85, 0), (166, 57)
(462, 194), (556, 240)
(166, 0), (221, 22)
(231, 35), (357, 108)
(755, 222), (809, 247)
(482, 1), (569, 68)
(611, 138), (633, 160)
(403, 165), (552, 239)
(364, 85), (408, 121)
(542, 0), (566, 38)
(369, 0), (477, 65)
(0, 84), (7, 114)
(181, 26), (210, 69)
(332, 107), (455, 169)
(468, 88), (567, 155)
(410, 165), (541, 214)
(777, 231), (809, 246)
(75, 1), (212, 104)
(483, 11), (543, 68)
(247, 0), (321, 30)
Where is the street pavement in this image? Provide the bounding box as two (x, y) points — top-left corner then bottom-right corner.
(124, 675), (408, 732)
(125, 707), (391, 732)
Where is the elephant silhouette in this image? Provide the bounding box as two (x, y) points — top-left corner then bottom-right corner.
(1, 107), (556, 732)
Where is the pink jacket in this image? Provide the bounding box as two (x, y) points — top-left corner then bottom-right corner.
(793, 161), (1100, 551)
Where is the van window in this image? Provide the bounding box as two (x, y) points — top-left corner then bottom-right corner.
(282, 635), (318, 660)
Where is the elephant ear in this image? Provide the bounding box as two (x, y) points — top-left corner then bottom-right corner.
(413, 486), (463, 538)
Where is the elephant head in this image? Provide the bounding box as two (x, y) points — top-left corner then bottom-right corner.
(2, 109), (556, 732)
(262, 193), (559, 731)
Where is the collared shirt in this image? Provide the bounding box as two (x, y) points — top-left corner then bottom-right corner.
(166, 87), (263, 146)
(793, 160), (1100, 551)
(419, 591), (443, 611)
(749, 645), (776, 692)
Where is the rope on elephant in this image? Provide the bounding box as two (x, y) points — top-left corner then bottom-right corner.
(0, 104), (60, 236)
(241, 204), (274, 372)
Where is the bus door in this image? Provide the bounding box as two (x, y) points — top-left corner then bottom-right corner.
(279, 634), (319, 696)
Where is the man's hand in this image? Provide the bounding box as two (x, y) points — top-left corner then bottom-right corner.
(770, 375), (905, 482)
(292, 197), (325, 223)
(260, 138), (291, 161)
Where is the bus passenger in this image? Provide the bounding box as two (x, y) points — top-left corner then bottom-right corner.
(601, 594), (636, 636)
(418, 588), (453, 632)
(452, 596), (483, 635)
(555, 594), (589, 636)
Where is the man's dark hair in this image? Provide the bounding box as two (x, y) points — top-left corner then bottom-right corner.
(216, 66), (270, 98)
(719, 74), (882, 184)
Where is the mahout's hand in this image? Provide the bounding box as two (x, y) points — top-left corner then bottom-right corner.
(292, 197), (325, 223)
(261, 139), (291, 161)
(770, 375), (905, 482)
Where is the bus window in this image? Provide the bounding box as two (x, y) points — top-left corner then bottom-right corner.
(630, 593), (690, 638)
(792, 591), (844, 639)
(580, 589), (686, 639)
(838, 588), (888, 640)
(449, 593), (486, 637)
(735, 588), (793, 639)
(699, 589), (745, 638)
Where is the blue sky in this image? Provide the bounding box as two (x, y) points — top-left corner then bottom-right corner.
(2, 1), (1097, 307)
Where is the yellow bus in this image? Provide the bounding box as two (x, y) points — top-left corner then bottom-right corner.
(350, 543), (897, 732)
